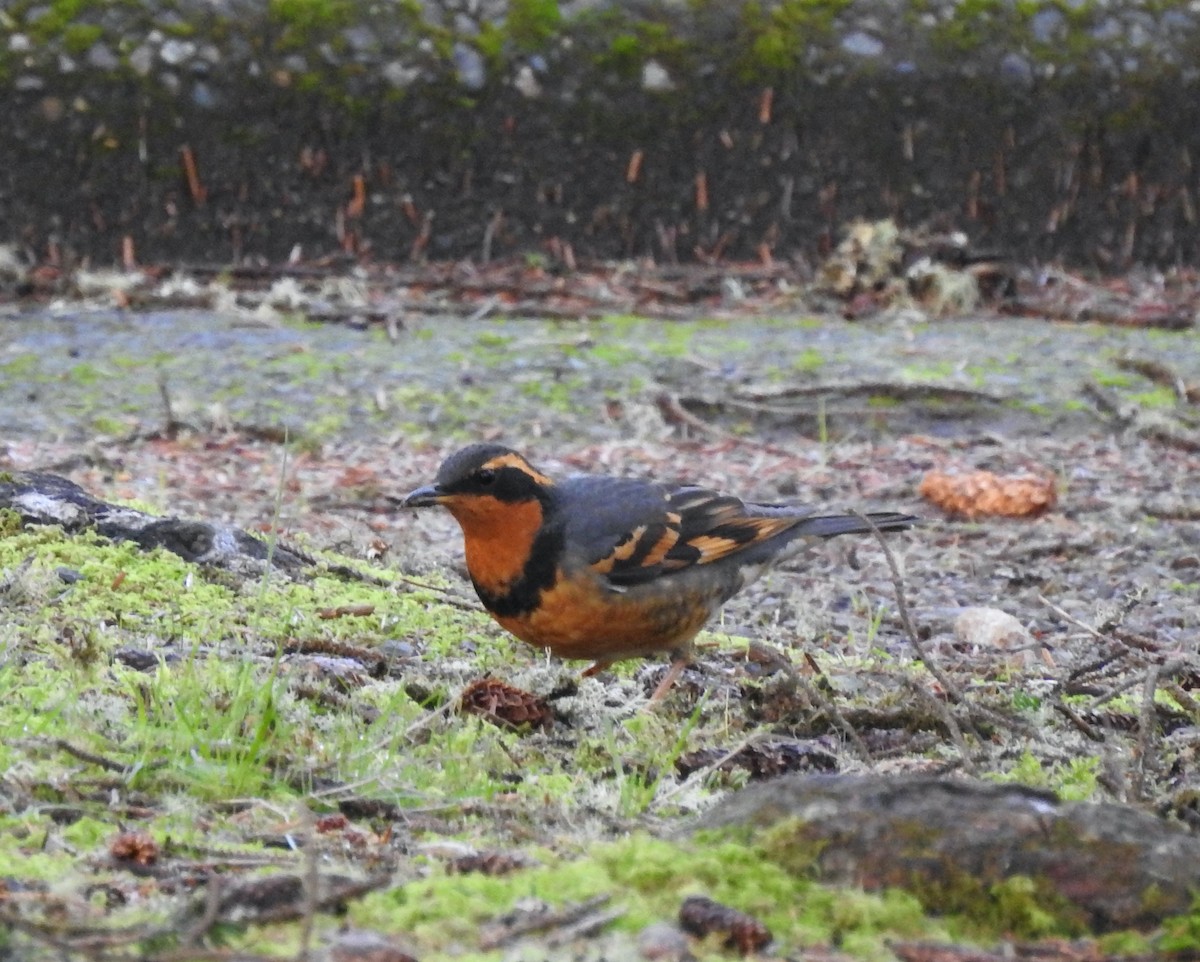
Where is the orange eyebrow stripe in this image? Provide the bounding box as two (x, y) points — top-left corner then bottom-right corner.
(482, 452), (555, 487)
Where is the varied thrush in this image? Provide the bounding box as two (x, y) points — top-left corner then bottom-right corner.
(400, 444), (918, 700)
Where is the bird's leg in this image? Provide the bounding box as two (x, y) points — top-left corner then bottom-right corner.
(581, 659), (613, 678)
(646, 657), (689, 704)
(645, 639), (699, 706)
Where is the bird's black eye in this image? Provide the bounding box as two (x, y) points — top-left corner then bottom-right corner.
(476, 468), (496, 486)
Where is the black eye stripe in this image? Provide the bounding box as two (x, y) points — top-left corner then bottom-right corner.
(477, 468), (496, 485)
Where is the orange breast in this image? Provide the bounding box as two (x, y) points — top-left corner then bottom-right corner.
(493, 573), (719, 663)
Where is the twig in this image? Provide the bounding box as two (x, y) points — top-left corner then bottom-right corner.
(1051, 700), (1104, 742)
(179, 873), (224, 946)
(52, 738), (129, 773)
(546, 907), (627, 947)
(855, 510), (1018, 755)
(1039, 593), (1161, 661)
(734, 381), (1008, 405)
(653, 392), (794, 457)
(795, 670), (872, 763)
(480, 895), (615, 949)
(1132, 662), (1165, 800)
(654, 391), (735, 441)
(904, 676), (976, 776)
(655, 730), (774, 805)
(297, 808), (319, 962)
(1115, 355), (1200, 403)
(391, 574), (484, 612)
(1037, 594), (1108, 639)
(852, 512), (961, 702)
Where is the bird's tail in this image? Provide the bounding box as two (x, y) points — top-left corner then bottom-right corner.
(793, 511), (920, 539)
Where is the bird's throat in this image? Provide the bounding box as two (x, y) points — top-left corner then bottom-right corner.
(448, 495), (545, 600)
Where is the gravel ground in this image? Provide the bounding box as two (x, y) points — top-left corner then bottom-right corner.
(4, 304), (1199, 811)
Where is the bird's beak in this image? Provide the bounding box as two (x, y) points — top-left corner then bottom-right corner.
(393, 484), (443, 508)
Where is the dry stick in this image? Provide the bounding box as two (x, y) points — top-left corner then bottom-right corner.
(545, 907), (628, 947)
(52, 738), (130, 773)
(1131, 662), (1164, 801)
(734, 381), (1007, 405)
(1164, 680), (1200, 718)
(296, 810), (320, 962)
(854, 510), (1000, 758)
(180, 873), (225, 947)
(1131, 657), (1194, 802)
(1115, 355), (1200, 403)
(1038, 593), (1142, 738)
(653, 392), (796, 457)
(795, 672), (872, 762)
(150, 950), (280, 962)
(390, 573), (482, 612)
(1064, 651), (1133, 690)
(1051, 701), (1104, 742)
(1039, 594), (1159, 667)
(480, 894), (616, 950)
(0, 906), (129, 953)
(157, 368), (175, 435)
(903, 676), (976, 776)
(1091, 671), (1152, 709)
(654, 730), (772, 807)
(853, 512), (963, 704)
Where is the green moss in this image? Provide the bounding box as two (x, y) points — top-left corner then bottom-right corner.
(352, 834), (947, 956)
(901, 360), (958, 380)
(739, 0), (852, 75)
(987, 750), (1100, 801)
(793, 347), (825, 373)
(984, 875), (1074, 938)
(507, 0), (562, 51)
(65, 361), (105, 386)
(90, 415), (130, 436)
(268, 0), (354, 32)
(1093, 370), (1136, 388)
(1127, 386), (1178, 409)
(0, 508), (20, 536)
(25, 0), (84, 39)
(1158, 896), (1200, 953)
(62, 22), (103, 54)
(0, 353), (39, 379)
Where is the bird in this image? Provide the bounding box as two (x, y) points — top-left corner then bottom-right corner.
(399, 443), (918, 701)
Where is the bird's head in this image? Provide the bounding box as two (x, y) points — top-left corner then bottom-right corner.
(397, 444), (555, 533)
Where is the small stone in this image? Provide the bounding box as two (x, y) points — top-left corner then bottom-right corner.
(955, 607), (1038, 667)
(328, 928), (418, 962)
(128, 45), (154, 75)
(454, 43), (485, 90)
(637, 920), (693, 961)
(513, 64), (541, 98)
(841, 30), (884, 57)
(86, 42), (119, 70)
(160, 39), (196, 66)
(641, 59), (674, 92)
(191, 81), (217, 109)
(383, 61), (419, 88)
